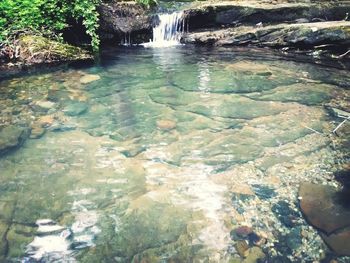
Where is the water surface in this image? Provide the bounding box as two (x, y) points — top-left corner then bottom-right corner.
(0, 46), (349, 262)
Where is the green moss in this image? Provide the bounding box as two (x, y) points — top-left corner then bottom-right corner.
(19, 35), (92, 64)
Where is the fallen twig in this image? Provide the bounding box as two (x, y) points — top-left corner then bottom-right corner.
(332, 50), (350, 59)
(333, 116), (350, 135)
(302, 124), (323, 135)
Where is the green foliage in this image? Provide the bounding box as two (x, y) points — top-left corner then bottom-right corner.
(0, 0), (100, 52)
(136, 0), (158, 9)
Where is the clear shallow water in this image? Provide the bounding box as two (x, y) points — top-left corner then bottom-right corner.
(0, 46), (349, 262)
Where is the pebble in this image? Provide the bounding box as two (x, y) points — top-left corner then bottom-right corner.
(156, 119), (176, 131)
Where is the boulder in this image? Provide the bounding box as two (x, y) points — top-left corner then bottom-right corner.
(320, 229), (350, 256)
(299, 182), (350, 235)
(299, 182), (350, 255)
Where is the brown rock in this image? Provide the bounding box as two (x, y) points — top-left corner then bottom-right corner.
(156, 120), (176, 131)
(38, 115), (54, 127)
(321, 228), (350, 256)
(30, 125), (46, 139)
(236, 240), (249, 257)
(231, 183), (255, 195)
(299, 182), (350, 234)
(234, 226), (253, 238)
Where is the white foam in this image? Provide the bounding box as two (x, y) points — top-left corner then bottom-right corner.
(142, 11), (186, 48)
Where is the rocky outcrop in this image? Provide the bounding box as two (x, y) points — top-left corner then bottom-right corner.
(182, 21), (350, 48)
(184, 2), (350, 30)
(181, 1), (350, 57)
(98, 2), (154, 44)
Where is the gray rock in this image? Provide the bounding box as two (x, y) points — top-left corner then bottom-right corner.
(182, 21), (350, 50)
(63, 102), (88, 116)
(98, 2), (153, 43)
(0, 125), (28, 156)
(185, 2), (350, 30)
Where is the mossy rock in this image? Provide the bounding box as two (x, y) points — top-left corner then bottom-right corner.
(19, 35), (92, 65)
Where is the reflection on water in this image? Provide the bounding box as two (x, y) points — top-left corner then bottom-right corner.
(0, 46), (349, 262)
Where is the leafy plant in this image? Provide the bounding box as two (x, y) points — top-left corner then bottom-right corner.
(0, 0), (101, 52)
(136, 0), (158, 9)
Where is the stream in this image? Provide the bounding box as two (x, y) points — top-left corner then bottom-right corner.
(0, 44), (349, 262)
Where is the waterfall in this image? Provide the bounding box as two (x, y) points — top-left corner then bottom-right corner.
(143, 11), (186, 47)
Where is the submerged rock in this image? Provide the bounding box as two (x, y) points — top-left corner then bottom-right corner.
(0, 125), (28, 156)
(251, 184), (276, 200)
(271, 201), (300, 228)
(231, 226), (253, 239)
(299, 182), (350, 256)
(35, 100), (56, 111)
(299, 182), (350, 235)
(156, 119), (176, 131)
(243, 246), (265, 263)
(63, 102), (88, 116)
(235, 240), (249, 257)
(79, 74), (101, 84)
(30, 125), (46, 139)
(320, 229), (350, 256)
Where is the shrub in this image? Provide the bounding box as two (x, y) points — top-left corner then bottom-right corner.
(0, 0), (100, 52)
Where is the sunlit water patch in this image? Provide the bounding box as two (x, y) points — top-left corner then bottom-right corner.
(0, 46), (349, 262)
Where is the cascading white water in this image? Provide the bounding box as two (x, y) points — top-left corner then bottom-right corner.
(143, 11), (186, 47)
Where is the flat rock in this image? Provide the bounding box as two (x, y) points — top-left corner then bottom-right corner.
(182, 21), (350, 52)
(299, 182), (350, 234)
(79, 74), (101, 84)
(63, 102), (88, 116)
(185, 2), (350, 30)
(35, 100), (56, 111)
